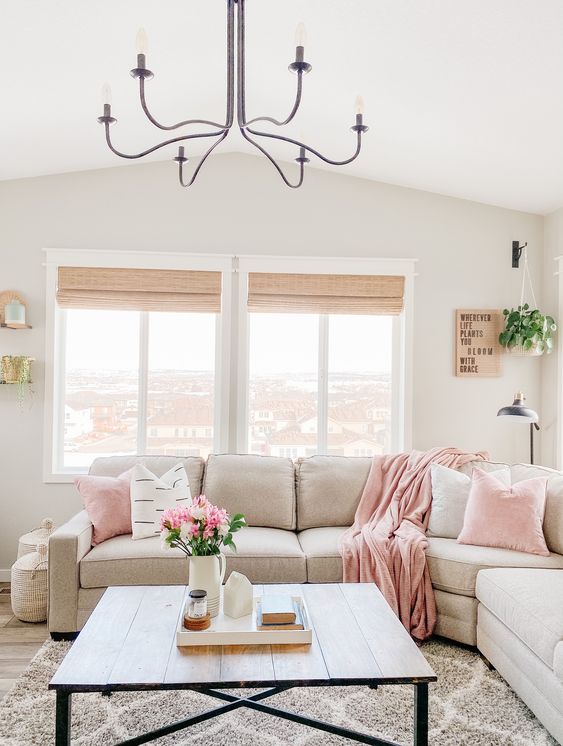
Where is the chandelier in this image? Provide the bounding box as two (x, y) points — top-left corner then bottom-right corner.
(98, 0), (368, 189)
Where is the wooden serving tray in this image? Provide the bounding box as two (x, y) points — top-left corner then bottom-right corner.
(176, 596), (313, 647)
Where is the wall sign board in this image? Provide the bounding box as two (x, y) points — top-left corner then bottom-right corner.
(455, 309), (503, 377)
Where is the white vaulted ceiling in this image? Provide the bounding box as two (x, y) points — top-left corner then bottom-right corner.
(2, 0), (563, 213)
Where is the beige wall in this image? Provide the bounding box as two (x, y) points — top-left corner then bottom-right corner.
(0, 153), (545, 574)
(542, 206), (563, 467)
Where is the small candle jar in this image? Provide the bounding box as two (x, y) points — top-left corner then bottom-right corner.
(187, 589), (208, 619)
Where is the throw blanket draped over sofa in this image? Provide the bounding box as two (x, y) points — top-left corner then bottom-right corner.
(339, 447), (487, 642)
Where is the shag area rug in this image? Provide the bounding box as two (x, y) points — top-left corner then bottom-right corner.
(0, 638), (556, 745)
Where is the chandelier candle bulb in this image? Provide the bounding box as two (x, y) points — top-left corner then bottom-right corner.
(101, 83), (112, 107)
(136, 27), (148, 56)
(355, 94), (365, 116)
(295, 22), (307, 48)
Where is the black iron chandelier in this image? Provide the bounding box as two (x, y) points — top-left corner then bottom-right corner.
(98, 0), (368, 189)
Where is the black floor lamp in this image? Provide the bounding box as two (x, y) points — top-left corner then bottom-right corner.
(497, 392), (540, 464)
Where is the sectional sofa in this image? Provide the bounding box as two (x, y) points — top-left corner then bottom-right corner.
(49, 453), (563, 742)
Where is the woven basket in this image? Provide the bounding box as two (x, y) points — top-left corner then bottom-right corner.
(17, 518), (55, 559)
(11, 542), (48, 623)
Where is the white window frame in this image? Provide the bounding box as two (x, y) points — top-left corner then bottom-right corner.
(43, 248), (233, 482)
(236, 254), (416, 455)
(44, 249), (416, 481)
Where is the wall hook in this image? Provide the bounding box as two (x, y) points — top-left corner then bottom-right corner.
(512, 241), (527, 269)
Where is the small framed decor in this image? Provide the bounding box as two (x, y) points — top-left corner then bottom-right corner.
(455, 309), (503, 377)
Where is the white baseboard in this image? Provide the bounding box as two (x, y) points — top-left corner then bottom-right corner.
(0, 569), (11, 582)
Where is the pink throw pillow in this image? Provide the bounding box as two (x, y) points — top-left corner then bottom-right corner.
(457, 468), (549, 556)
(75, 470), (133, 545)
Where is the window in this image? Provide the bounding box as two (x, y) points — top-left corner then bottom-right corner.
(46, 251), (413, 480)
(328, 315), (392, 457)
(247, 313), (392, 457)
(248, 314), (319, 456)
(59, 310), (217, 471)
(146, 312), (215, 461)
(62, 310), (140, 469)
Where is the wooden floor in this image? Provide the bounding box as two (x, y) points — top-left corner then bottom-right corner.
(0, 583), (49, 700)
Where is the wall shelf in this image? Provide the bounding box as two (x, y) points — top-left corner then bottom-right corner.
(0, 323), (32, 330)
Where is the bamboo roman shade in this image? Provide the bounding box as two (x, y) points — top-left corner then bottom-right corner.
(247, 273), (405, 315)
(56, 267), (222, 313)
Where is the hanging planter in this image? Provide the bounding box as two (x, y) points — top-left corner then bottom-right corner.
(499, 245), (557, 357)
(499, 305), (556, 357)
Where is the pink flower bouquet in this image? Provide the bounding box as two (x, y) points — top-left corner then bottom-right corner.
(160, 495), (246, 556)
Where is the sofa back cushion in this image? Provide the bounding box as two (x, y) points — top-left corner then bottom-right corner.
(89, 456), (204, 501)
(296, 456), (371, 530)
(202, 454), (296, 530)
(510, 463), (563, 555)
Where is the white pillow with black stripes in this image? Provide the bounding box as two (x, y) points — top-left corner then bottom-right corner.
(130, 463), (190, 540)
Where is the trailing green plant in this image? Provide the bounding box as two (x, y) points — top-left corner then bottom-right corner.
(499, 304), (557, 354)
(1, 355), (33, 405)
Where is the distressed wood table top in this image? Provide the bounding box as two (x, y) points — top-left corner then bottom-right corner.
(49, 583), (436, 692)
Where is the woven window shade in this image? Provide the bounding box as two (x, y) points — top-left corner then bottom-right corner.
(247, 273), (405, 315)
(56, 267), (222, 313)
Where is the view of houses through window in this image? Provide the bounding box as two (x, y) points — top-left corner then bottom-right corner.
(62, 310), (216, 469)
(61, 308), (393, 470)
(248, 313), (392, 458)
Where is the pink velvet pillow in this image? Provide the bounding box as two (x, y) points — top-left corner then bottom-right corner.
(457, 468), (549, 556)
(75, 470), (133, 545)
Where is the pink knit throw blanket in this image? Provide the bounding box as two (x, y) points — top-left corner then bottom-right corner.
(339, 447), (487, 642)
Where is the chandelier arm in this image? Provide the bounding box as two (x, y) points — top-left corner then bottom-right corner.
(137, 0), (235, 131)
(178, 130), (230, 188)
(138, 79), (230, 131)
(246, 127), (363, 166)
(242, 72), (303, 128)
(104, 123), (227, 160)
(240, 128), (305, 188)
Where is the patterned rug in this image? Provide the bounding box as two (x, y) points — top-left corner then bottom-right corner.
(0, 638), (556, 745)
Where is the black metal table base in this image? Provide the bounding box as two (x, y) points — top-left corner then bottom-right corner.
(55, 683), (429, 746)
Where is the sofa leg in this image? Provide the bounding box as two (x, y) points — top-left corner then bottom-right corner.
(50, 632), (79, 641)
(479, 652), (495, 671)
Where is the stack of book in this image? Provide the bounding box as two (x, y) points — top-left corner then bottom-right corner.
(257, 594), (304, 631)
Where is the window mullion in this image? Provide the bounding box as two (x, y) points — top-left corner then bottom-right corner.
(137, 312), (149, 454)
(318, 315), (329, 455)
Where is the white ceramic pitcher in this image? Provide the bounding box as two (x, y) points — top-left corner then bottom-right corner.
(188, 553), (226, 618)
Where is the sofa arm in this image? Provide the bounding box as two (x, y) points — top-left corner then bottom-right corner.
(48, 510), (93, 635)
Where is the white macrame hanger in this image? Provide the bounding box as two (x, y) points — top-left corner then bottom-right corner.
(519, 247), (537, 310)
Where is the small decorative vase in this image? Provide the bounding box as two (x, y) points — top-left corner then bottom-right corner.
(223, 571), (253, 619)
(188, 554), (226, 618)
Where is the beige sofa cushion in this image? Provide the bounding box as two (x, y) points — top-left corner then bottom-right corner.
(203, 455), (296, 530)
(89, 455), (204, 501)
(298, 527), (347, 582)
(510, 464), (563, 555)
(476, 568), (563, 671)
(554, 642), (563, 683)
(296, 456), (371, 530)
(426, 537), (563, 597)
(80, 526), (306, 587)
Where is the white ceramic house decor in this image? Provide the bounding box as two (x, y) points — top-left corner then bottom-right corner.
(223, 571), (253, 619)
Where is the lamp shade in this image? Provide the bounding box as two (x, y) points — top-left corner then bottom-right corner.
(497, 392), (538, 424)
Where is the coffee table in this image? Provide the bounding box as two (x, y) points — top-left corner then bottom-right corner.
(49, 583), (436, 746)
